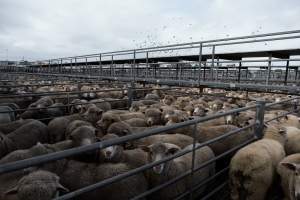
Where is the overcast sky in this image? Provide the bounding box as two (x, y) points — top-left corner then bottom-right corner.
(0, 0), (299, 61)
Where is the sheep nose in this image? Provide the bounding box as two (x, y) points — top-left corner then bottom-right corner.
(106, 151), (111, 157)
(147, 118), (153, 126)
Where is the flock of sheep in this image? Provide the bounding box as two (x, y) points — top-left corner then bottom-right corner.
(0, 77), (300, 200)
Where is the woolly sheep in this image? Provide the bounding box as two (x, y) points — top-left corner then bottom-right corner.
(4, 170), (69, 200)
(229, 125), (287, 200)
(277, 153), (300, 200)
(142, 142), (215, 200)
(0, 119), (34, 134)
(0, 120), (49, 159)
(41, 159), (148, 200)
(285, 126), (300, 155)
(99, 134), (148, 168)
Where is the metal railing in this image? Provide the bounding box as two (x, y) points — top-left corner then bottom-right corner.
(2, 29), (300, 92)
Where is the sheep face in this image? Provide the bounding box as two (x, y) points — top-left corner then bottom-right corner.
(281, 162), (300, 200)
(100, 134), (123, 161)
(4, 170), (68, 200)
(97, 113), (120, 131)
(82, 106), (103, 124)
(145, 108), (162, 126)
(142, 142), (181, 175)
(193, 106), (208, 117)
(163, 95), (175, 106)
(70, 126), (98, 147)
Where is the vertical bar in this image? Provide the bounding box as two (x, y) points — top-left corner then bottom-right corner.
(85, 57), (88, 75)
(238, 61), (242, 83)
(146, 51), (149, 78)
(203, 61), (207, 81)
(284, 58), (290, 85)
(75, 58), (77, 75)
(99, 54), (102, 77)
(254, 101), (266, 139)
(48, 60), (51, 74)
(189, 124), (198, 200)
(70, 59), (73, 74)
(198, 43), (203, 85)
(111, 55), (114, 77)
(211, 45), (215, 81)
(295, 67), (298, 81)
(133, 50), (136, 81)
(60, 59), (63, 74)
(266, 55), (272, 85)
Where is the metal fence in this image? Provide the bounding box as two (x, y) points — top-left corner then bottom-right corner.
(1, 30), (300, 93)
(0, 85), (299, 199)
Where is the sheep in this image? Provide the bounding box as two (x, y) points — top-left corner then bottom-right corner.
(162, 95), (175, 106)
(65, 120), (93, 139)
(48, 104), (103, 143)
(0, 120), (49, 159)
(90, 99), (111, 112)
(70, 99), (88, 114)
(28, 96), (54, 109)
(4, 170), (69, 200)
(145, 93), (160, 101)
(229, 125), (287, 200)
(0, 106), (15, 124)
(277, 153), (300, 200)
(145, 108), (162, 126)
(285, 126), (300, 155)
(37, 159), (148, 200)
(96, 111), (145, 132)
(0, 126), (100, 200)
(106, 121), (151, 137)
(278, 114), (300, 129)
(142, 142), (215, 200)
(166, 117), (252, 155)
(0, 119), (34, 134)
(123, 118), (148, 127)
(99, 134), (148, 168)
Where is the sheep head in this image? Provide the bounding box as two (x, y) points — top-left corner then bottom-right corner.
(141, 142), (181, 175)
(5, 170), (69, 200)
(281, 162), (300, 200)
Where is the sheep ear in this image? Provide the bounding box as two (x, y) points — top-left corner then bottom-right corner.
(281, 162), (299, 171)
(122, 129), (130, 136)
(4, 186), (18, 195)
(139, 145), (151, 152)
(97, 110), (103, 117)
(167, 147), (180, 155)
(56, 183), (69, 193)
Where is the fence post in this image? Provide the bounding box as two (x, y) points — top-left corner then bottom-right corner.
(127, 82), (135, 108)
(255, 101), (266, 139)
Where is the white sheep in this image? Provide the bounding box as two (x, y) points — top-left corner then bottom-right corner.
(142, 142), (215, 200)
(277, 153), (300, 200)
(229, 125), (287, 200)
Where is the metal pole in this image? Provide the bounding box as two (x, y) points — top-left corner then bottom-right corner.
(133, 50), (136, 81)
(198, 43), (203, 85)
(211, 45), (215, 81)
(70, 59), (73, 74)
(254, 101), (266, 139)
(238, 61), (242, 82)
(189, 124), (197, 200)
(75, 58), (77, 75)
(99, 54), (102, 77)
(48, 60), (51, 73)
(146, 51), (149, 78)
(85, 57), (88, 75)
(266, 55), (272, 85)
(60, 59), (63, 74)
(111, 55), (114, 77)
(284, 58), (290, 85)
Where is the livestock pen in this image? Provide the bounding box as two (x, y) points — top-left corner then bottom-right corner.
(0, 29), (300, 200)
